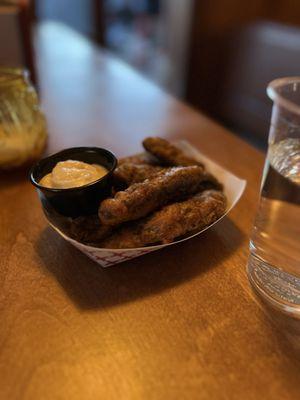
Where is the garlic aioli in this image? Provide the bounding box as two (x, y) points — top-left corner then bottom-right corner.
(39, 159), (108, 189)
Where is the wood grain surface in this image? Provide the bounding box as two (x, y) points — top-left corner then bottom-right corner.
(1, 21), (300, 400)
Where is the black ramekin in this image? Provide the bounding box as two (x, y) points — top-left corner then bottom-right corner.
(30, 147), (117, 218)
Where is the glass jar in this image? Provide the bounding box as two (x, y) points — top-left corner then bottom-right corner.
(0, 67), (47, 169)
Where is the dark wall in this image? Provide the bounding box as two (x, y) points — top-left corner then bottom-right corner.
(185, 0), (300, 146)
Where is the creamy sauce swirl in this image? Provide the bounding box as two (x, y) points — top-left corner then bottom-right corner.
(39, 159), (108, 189)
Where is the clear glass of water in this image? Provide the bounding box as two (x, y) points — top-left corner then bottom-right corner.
(247, 77), (300, 315)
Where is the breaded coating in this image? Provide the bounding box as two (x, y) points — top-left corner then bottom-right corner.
(69, 215), (113, 245)
(99, 221), (144, 249)
(118, 152), (160, 166)
(99, 190), (226, 248)
(99, 166), (215, 226)
(143, 137), (204, 168)
(114, 163), (165, 186)
(141, 190), (226, 244)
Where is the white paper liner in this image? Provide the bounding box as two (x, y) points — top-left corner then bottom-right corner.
(47, 141), (247, 267)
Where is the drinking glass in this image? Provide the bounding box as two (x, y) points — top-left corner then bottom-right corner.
(247, 77), (300, 315)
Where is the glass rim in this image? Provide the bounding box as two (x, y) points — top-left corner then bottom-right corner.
(267, 77), (300, 116)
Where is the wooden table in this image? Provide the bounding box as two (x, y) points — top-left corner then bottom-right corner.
(1, 22), (300, 400)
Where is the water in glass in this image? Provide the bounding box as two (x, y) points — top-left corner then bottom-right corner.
(248, 78), (300, 314)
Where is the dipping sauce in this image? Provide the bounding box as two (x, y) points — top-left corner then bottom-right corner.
(39, 159), (108, 189)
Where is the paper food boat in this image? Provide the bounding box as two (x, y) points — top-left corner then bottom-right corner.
(48, 141), (246, 267)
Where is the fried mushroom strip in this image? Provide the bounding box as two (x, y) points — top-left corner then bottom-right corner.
(99, 166), (216, 226)
(114, 163), (165, 186)
(99, 221), (144, 249)
(69, 215), (113, 245)
(141, 190), (226, 244)
(143, 137), (204, 168)
(99, 190), (226, 248)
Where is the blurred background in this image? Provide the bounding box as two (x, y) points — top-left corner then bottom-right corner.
(1, 0), (300, 149)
